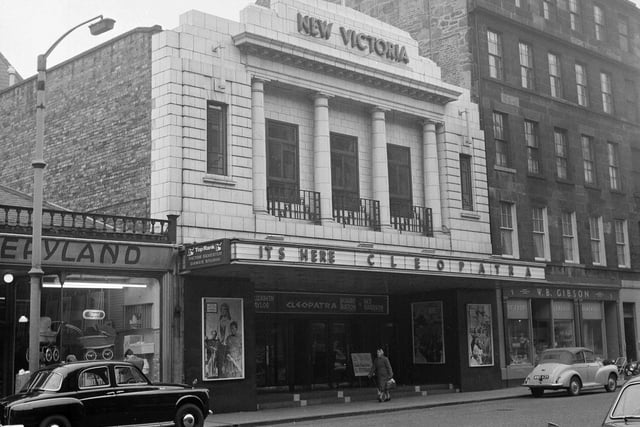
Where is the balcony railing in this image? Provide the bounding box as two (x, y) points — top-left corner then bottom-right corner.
(391, 204), (433, 236)
(267, 187), (321, 224)
(333, 196), (381, 231)
(0, 204), (176, 243)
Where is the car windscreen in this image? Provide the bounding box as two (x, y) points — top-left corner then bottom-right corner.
(612, 383), (640, 418)
(21, 370), (63, 392)
(539, 350), (574, 365)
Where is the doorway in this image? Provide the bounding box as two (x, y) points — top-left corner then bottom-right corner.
(255, 320), (287, 388)
(624, 303), (637, 361)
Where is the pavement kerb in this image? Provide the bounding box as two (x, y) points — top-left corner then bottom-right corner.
(205, 388), (531, 427)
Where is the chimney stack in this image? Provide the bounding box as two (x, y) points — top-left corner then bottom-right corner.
(7, 66), (16, 86)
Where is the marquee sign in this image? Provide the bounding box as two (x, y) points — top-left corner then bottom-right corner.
(255, 291), (388, 315)
(231, 241), (546, 281)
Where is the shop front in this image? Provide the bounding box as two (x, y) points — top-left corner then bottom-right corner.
(0, 231), (177, 396)
(501, 284), (620, 382)
(181, 239), (548, 411)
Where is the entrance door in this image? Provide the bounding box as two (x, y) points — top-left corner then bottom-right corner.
(255, 320), (287, 388)
(624, 303), (637, 361)
(310, 321), (348, 387)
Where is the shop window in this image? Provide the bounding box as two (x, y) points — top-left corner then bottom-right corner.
(35, 276), (160, 381)
(553, 300), (576, 348)
(506, 299), (532, 365)
(582, 302), (604, 358)
(532, 300), (551, 362)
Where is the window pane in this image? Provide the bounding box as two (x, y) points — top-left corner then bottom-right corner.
(460, 154), (473, 211)
(207, 102), (227, 175)
(554, 130), (568, 179)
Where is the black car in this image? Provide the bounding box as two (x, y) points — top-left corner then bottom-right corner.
(0, 360), (210, 427)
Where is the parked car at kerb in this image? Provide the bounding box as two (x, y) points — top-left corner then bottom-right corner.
(522, 347), (618, 397)
(0, 360), (210, 427)
(602, 376), (640, 426)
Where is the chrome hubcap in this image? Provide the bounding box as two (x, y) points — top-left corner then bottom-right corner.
(182, 413), (195, 427)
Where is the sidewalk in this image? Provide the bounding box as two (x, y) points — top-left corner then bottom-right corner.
(205, 386), (530, 426)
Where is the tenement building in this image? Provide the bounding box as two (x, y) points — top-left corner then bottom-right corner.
(347, 0), (640, 384)
(1, 0), (549, 413)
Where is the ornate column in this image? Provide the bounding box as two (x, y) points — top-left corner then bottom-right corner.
(371, 107), (391, 228)
(423, 120), (442, 231)
(251, 78), (267, 214)
(313, 93), (333, 222)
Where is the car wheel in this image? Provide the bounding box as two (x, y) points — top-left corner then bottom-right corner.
(174, 403), (204, 427)
(605, 373), (617, 392)
(39, 414), (71, 427)
(567, 376), (581, 396)
(531, 388), (543, 398)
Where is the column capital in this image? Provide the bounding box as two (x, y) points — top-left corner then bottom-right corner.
(371, 106), (389, 115)
(421, 119), (442, 128)
(311, 91), (333, 101)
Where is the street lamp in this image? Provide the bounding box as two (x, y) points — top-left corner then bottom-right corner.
(29, 15), (115, 375)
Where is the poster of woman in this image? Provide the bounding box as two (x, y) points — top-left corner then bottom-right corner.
(202, 297), (244, 380)
(467, 303), (494, 367)
(411, 301), (445, 364)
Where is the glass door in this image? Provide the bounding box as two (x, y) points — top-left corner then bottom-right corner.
(255, 320), (287, 388)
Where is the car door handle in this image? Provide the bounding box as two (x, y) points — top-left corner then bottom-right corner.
(107, 390), (125, 395)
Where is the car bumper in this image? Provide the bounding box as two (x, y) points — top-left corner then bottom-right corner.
(523, 383), (565, 390)
(0, 424), (25, 427)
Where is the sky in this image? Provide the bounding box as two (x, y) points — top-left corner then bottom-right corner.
(2, 0), (640, 78)
(0, 0), (255, 78)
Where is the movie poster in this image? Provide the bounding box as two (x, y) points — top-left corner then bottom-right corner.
(202, 297), (244, 380)
(411, 301), (445, 364)
(467, 303), (494, 367)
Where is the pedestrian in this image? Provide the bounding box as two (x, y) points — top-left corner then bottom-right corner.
(124, 348), (144, 371)
(368, 347), (394, 402)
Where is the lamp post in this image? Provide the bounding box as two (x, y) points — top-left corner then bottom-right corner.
(29, 15), (115, 375)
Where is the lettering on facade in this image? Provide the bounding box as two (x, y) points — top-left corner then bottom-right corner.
(247, 243), (544, 280)
(297, 13), (410, 64)
(0, 236), (142, 265)
(505, 286), (614, 301)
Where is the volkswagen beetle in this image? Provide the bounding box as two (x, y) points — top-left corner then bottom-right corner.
(0, 360), (210, 427)
(522, 347), (618, 397)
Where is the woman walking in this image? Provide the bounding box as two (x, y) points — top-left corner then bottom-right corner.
(368, 348), (394, 402)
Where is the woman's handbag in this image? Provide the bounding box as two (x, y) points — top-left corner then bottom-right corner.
(385, 378), (396, 389)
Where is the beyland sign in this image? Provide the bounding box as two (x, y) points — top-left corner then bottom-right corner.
(232, 242), (546, 281)
(297, 13), (410, 64)
(0, 235), (173, 271)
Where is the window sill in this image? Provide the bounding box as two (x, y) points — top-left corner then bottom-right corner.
(460, 211), (481, 220)
(203, 174), (237, 187)
(584, 184), (600, 191)
(534, 257), (549, 263)
(527, 174), (545, 181)
(555, 178), (574, 186)
(494, 165), (517, 174)
(610, 189), (625, 195)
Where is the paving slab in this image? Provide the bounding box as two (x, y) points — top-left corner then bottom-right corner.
(204, 386), (530, 426)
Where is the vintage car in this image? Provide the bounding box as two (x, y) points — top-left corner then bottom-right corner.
(602, 375), (640, 426)
(0, 360), (210, 427)
(522, 347), (618, 397)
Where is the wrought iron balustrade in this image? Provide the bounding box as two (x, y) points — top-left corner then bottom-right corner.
(332, 196), (380, 231)
(0, 204), (175, 243)
(390, 204), (433, 236)
(267, 187), (321, 224)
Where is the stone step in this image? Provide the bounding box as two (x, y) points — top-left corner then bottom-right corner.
(256, 384), (457, 410)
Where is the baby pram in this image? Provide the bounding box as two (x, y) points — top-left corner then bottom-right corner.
(77, 327), (116, 360)
(38, 316), (60, 363)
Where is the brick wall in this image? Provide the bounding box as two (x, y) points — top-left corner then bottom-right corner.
(0, 27), (160, 217)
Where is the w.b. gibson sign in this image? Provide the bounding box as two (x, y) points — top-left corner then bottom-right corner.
(297, 13), (410, 64)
